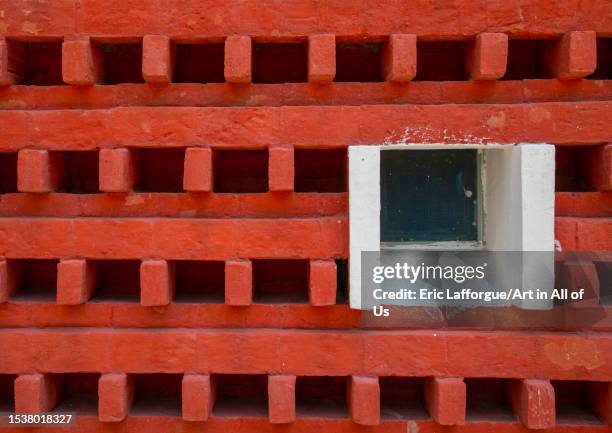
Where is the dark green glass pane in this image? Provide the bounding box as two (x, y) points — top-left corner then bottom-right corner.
(380, 150), (478, 242)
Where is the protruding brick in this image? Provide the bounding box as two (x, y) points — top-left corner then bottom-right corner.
(469, 33), (508, 80)
(507, 379), (555, 429)
(555, 31), (597, 80)
(268, 375), (296, 423)
(142, 35), (173, 84)
(62, 38), (104, 85)
(14, 374), (62, 413)
(556, 260), (600, 307)
(269, 145), (294, 192)
(382, 34), (417, 82)
(308, 34), (335, 83)
(347, 376), (380, 426)
(17, 149), (63, 193)
(99, 373), (133, 422)
(183, 147), (213, 192)
(225, 260), (252, 306)
(225, 36), (251, 83)
(309, 260), (337, 306)
(57, 259), (96, 305)
(141, 259), (174, 306)
(424, 377), (466, 426)
(182, 374), (216, 422)
(0, 259), (19, 303)
(99, 148), (138, 193)
(588, 381), (612, 426)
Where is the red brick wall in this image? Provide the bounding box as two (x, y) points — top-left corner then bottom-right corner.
(0, 1), (611, 431)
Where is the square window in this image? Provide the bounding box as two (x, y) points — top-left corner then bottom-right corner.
(8, 259), (58, 301)
(97, 43), (144, 84)
(296, 376), (348, 418)
(380, 149), (480, 243)
(90, 260), (141, 302)
(213, 149), (268, 193)
(174, 43), (225, 83)
(253, 259), (309, 303)
(294, 148), (347, 192)
(134, 148), (185, 193)
(503, 39), (556, 80)
(213, 374), (268, 417)
(0, 152), (18, 193)
(57, 151), (99, 194)
(132, 374), (182, 416)
(414, 41), (469, 81)
(465, 378), (514, 421)
(552, 380), (604, 424)
(174, 260), (225, 303)
(6, 40), (63, 85)
(380, 377), (427, 419)
(335, 42), (383, 82)
(54, 373), (99, 415)
(253, 43), (307, 83)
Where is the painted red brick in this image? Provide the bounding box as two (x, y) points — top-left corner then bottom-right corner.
(57, 259), (95, 305)
(308, 34), (335, 83)
(424, 377), (466, 426)
(268, 145), (294, 192)
(183, 147), (213, 192)
(309, 259), (337, 306)
(555, 31), (597, 79)
(142, 35), (173, 83)
(182, 373), (215, 421)
(268, 375), (296, 423)
(99, 148), (137, 193)
(507, 379), (555, 429)
(225, 260), (252, 305)
(141, 259), (174, 306)
(348, 376), (380, 426)
(17, 149), (63, 193)
(469, 33), (508, 80)
(225, 36), (251, 83)
(14, 374), (62, 413)
(98, 373), (133, 422)
(62, 38), (104, 85)
(382, 34), (416, 82)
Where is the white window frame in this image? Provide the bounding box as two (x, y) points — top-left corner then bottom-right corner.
(348, 143), (555, 309)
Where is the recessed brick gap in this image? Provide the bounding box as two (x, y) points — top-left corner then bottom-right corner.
(8, 259), (58, 301)
(296, 376), (348, 418)
(90, 260), (140, 302)
(380, 377), (428, 420)
(414, 41), (469, 81)
(253, 42), (307, 83)
(335, 42), (384, 82)
(133, 148), (185, 193)
(131, 374), (182, 416)
(294, 148), (347, 192)
(0, 152), (18, 193)
(5, 40), (63, 85)
(552, 380), (605, 424)
(213, 149), (268, 193)
(174, 260), (225, 303)
(174, 43), (225, 83)
(213, 374), (268, 417)
(253, 259), (309, 303)
(96, 42), (144, 84)
(502, 39), (557, 80)
(465, 378), (514, 422)
(0, 374), (16, 412)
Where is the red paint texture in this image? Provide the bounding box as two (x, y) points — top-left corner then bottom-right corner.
(0, 1), (610, 432)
